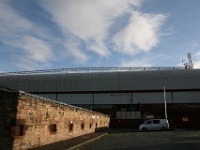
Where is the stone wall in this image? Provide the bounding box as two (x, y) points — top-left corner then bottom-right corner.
(0, 87), (110, 150)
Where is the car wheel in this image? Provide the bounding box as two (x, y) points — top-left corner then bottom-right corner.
(142, 128), (147, 132)
(161, 127), (166, 131)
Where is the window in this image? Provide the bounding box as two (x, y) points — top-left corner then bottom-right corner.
(182, 117), (189, 122)
(89, 123), (92, 129)
(81, 123), (84, 129)
(50, 124), (57, 133)
(145, 120), (151, 125)
(69, 123), (73, 132)
(153, 120), (160, 124)
(11, 125), (24, 136)
(117, 104), (141, 111)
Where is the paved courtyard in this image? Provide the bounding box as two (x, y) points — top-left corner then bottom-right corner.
(76, 130), (200, 150)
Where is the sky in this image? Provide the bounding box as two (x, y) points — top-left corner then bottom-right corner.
(1, 0), (200, 72)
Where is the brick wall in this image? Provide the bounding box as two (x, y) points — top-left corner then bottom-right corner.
(0, 87), (110, 150)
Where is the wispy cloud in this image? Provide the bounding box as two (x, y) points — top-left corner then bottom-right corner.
(0, 1), (32, 33)
(189, 41), (200, 48)
(0, 0), (54, 70)
(12, 36), (54, 70)
(0, 0), (168, 71)
(120, 58), (155, 67)
(193, 52), (200, 69)
(39, 0), (166, 59)
(193, 61), (200, 69)
(112, 11), (167, 55)
(63, 39), (89, 64)
(39, 0), (141, 58)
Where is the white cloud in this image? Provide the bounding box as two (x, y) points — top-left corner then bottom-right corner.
(195, 51), (200, 57)
(0, 0), (55, 70)
(193, 52), (200, 69)
(193, 61), (200, 69)
(39, 0), (166, 59)
(63, 39), (89, 64)
(0, 1), (32, 33)
(112, 11), (167, 55)
(21, 36), (54, 62)
(0, 0), (168, 71)
(10, 36), (54, 70)
(120, 58), (154, 67)
(0, 1), (32, 44)
(38, 0), (148, 58)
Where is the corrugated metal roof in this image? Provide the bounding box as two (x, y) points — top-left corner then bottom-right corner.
(0, 69), (200, 92)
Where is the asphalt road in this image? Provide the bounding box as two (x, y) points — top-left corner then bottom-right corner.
(75, 130), (200, 150)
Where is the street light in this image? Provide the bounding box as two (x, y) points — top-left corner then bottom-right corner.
(163, 82), (167, 119)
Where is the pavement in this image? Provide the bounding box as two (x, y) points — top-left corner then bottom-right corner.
(29, 131), (108, 150)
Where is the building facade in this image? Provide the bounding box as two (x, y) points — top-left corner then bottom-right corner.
(0, 67), (200, 129)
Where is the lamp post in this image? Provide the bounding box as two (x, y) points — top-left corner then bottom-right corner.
(163, 82), (167, 119)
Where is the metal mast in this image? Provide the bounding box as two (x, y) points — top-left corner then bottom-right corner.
(182, 53), (194, 69)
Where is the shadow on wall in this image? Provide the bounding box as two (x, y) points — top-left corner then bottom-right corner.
(0, 87), (18, 149)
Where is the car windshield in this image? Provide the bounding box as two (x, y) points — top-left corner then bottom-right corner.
(146, 120), (151, 124)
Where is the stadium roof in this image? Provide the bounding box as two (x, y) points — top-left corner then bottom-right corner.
(0, 68), (200, 93)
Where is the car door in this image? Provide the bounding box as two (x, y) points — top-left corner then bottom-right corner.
(152, 120), (160, 130)
(145, 120), (152, 130)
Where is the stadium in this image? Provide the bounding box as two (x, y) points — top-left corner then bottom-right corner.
(1, 66), (200, 129)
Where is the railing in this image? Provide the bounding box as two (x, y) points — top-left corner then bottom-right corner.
(0, 67), (184, 76)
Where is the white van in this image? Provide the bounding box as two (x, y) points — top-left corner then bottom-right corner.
(139, 119), (169, 131)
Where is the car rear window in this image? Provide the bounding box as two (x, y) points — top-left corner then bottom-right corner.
(153, 120), (160, 124)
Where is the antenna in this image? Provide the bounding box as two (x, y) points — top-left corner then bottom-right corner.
(182, 53), (193, 69)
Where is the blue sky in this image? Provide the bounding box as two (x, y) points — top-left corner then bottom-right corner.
(1, 0), (200, 72)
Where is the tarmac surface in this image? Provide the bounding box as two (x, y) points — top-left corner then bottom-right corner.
(30, 129), (200, 150)
(30, 131), (108, 150)
(77, 129), (200, 150)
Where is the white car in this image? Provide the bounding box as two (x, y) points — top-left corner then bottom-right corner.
(139, 119), (169, 131)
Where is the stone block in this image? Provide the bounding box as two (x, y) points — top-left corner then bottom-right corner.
(0, 88), (110, 150)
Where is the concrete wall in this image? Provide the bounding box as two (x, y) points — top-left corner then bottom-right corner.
(38, 91), (200, 105)
(0, 87), (110, 150)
